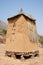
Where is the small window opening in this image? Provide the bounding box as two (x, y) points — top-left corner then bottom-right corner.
(34, 51), (39, 57)
(23, 55), (32, 59)
(7, 54), (12, 57)
(34, 53), (39, 57)
(15, 54), (21, 59)
(5, 51), (12, 57)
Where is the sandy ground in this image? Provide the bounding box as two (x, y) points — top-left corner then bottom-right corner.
(0, 44), (43, 65)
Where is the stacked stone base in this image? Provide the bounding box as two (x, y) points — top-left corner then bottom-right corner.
(5, 51), (39, 59)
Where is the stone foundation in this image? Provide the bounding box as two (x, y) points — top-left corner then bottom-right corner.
(5, 51), (39, 59)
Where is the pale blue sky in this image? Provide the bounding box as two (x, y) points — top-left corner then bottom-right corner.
(0, 0), (43, 35)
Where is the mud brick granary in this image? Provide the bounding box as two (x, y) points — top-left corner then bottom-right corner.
(5, 9), (39, 59)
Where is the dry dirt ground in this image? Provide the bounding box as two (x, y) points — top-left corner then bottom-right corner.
(0, 44), (43, 65)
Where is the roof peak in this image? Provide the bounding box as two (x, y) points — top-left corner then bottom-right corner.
(8, 9), (36, 22)
(19, 8), (24, 14)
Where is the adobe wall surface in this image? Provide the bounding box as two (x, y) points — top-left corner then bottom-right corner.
(6, 15), (38, 52)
